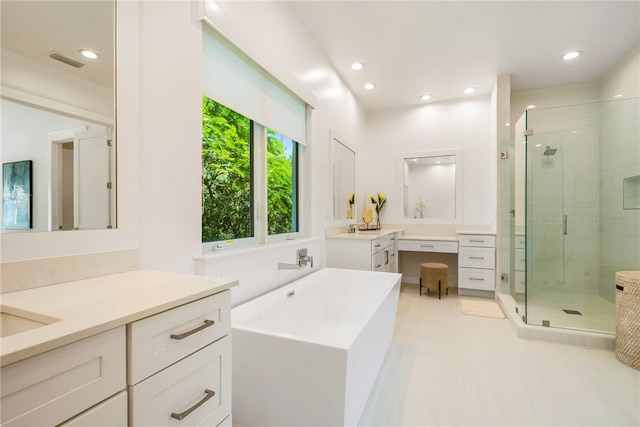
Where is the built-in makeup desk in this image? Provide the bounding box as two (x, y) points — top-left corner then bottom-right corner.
(397, 233), (496, 296)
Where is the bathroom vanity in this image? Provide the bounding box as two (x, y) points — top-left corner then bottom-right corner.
(0, 270), (237, 427)
(326, 230), (400, 273)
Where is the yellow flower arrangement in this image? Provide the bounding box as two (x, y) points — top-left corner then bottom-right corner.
(371, 192), (386, 215)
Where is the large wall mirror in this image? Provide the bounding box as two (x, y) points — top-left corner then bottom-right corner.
(1, 0), (116, 233)
(331, 132), (355, 221)
(399, 149), (462, 223)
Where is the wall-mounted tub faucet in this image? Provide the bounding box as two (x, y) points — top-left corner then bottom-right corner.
(278, 248), (314, 270)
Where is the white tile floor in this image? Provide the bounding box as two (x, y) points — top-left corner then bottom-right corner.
(359, 284), (640, 426)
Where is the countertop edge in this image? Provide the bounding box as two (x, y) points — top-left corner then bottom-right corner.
(1, 272), (237, 367)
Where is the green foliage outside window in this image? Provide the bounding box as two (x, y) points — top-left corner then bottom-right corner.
(267, 131), (297, 235)
(202, 96), (298, 242)
(202, 97), (252, 242)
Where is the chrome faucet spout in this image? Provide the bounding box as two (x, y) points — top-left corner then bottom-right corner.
(278, 262), (305, 270)
(278, 248), (313, 270)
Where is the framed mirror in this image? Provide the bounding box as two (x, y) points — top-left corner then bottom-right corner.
(1, 0), (116, 233)
(399, 149), (462, 223)
(331, 132), (355, 221)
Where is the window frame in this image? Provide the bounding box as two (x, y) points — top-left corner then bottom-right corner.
(202, 103), (302, 252)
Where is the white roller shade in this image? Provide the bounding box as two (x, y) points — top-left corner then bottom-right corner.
(203, 25), (307, 145)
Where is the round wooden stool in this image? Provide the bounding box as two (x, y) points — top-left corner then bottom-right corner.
(420, 262), (449, 299)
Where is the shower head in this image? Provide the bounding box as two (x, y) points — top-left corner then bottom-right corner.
(543, 145), (557, 156)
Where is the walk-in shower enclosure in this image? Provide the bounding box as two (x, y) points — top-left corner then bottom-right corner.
(511, 98), (639, 334)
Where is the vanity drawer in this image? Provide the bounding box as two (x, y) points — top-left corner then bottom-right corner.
(371, 235), (392, 254)
(458, 235), (495, 247)
(397, 239), (458, 253)
(459, 268), (496, 291)
(0, 326), (126, 427)
(128, 291), (231, 385)
(515, 248), (526, 271)
(59, 390), (127, 427)
(129, 335), (231, 427)
(458, 247), (495, 269)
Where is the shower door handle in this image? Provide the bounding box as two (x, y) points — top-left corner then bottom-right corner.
(563, 215), (568, 235)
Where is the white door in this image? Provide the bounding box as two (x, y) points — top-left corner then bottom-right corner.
(74, 129), (113, 230)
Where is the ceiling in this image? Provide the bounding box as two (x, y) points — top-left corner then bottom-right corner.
(285, 1), (640, 111)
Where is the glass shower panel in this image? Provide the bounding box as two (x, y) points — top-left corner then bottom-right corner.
(512, 114), (527, 321)
(525, 103), (607, 332)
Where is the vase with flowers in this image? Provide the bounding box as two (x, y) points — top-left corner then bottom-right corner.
(370, 192), (386, 229)
(347, 193), (354, 219)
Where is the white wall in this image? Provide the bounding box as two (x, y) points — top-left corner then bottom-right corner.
(364, 96), (495, 226)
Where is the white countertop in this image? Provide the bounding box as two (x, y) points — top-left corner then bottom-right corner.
(328, 229), (403, 241)
(0, 270), (237, 367)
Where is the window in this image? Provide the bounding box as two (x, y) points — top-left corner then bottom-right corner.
(202, 97), (253, 242)
(267, 130), (298, 235)
(202, 97), (300, 245)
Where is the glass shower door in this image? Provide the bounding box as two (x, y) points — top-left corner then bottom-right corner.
(525, 104), (603, 331)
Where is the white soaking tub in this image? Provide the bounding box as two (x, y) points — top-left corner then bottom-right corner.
(231, 267), (401, 427)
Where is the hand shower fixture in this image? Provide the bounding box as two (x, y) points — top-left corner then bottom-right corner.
(543, 145), (557, 156)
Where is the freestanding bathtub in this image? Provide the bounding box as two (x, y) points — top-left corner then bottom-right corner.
(231, 267), (402, 426)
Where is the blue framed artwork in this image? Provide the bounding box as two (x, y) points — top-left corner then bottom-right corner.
(2, 160), (33, 229)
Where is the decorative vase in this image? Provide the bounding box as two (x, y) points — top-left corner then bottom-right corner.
(375, 213), (381, 229)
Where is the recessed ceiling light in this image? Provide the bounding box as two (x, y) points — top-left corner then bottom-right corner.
(420, 94), (432, 101)
(463, 87), (476, 94)
(79, 49), (99, 59)
(562, 50), (582, 60)
(364, 83), (376, 90)
(505, 123), (510, 127)
(614, 93), (624, 98)
(351, 62), (364, 71)
(526, 104), (536, 109)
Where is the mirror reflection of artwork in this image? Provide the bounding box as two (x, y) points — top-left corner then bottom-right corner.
(2, 160), (33, 229)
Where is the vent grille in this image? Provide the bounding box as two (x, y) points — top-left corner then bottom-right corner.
(49, 51), (85, 68)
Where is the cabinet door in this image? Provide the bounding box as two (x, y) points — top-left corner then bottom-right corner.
(130, 335), (231, 427)
(1, 327), (125, 427)
(372, 250), (385, 272)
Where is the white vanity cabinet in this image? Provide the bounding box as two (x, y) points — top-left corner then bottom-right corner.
(0, 270), (236, 427)
(128, 291), (232, 426)
(458, 234), (496, 294)
(327, 231), (399, 273)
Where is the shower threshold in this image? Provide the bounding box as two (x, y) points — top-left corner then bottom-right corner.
(496, 293), (615, 349)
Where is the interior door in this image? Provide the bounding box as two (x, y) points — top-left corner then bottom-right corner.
(74, 129), (113, 230)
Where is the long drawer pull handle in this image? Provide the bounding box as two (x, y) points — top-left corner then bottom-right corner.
(374, 244), (381, 247)
(421, 245), (434, 248)
(469, 239), (485, 243)
(469, 277), (485, 281)
(170, 389), (216, 420)
(170, 319), (215, 340)
(469, 256), (485, 260)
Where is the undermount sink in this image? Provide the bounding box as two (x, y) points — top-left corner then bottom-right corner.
(0, 305), (61, 338)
